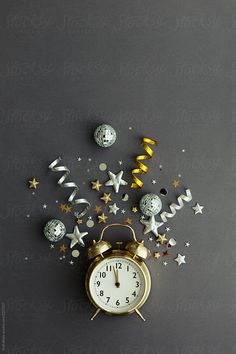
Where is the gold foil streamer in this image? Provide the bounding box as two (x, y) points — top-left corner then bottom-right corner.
(160, 189), (192, 223)
(131, 137), (158, 189)
(49, 157), (91, 219)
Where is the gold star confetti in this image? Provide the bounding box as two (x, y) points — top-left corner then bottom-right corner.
(154, 252), (161, 259)
(59, 203), (67, 212)
(131, 207), (138, 213)
(28, 178), (39, 189)
(98, 213), (108, 223)
(94, 205), (102, 213)
(77, 218), (83, 225)
(59, 244), (67, 253)
(172, 179), (180, 188)
(100, 193), (112, 204)
(91, 180), (103, 191)
(125, 218), (132, 225)
(64, 205), (72, 213)
(157, 234), (168, 245)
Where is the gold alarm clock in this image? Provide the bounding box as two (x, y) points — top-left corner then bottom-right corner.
(85, 223), (151, 321)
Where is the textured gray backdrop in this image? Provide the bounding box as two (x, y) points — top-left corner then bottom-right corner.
(1, 0), (236, 353)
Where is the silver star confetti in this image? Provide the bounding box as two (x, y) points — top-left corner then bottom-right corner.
(174, 254), (186, 266)
(105, 170), (128, 193)
(140, 216), (164, 237)
(66, 226), (88, 248)
(185, 242), (190, 247)
(121, 209), (126, 214)
(192, 203), (204, 215)
(109, 203), (120, 215)
(151, 179), (157, 185)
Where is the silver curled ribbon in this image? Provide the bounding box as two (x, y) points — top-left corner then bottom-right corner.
(160, 189), (192, 223)
(48, 157), (91, 219)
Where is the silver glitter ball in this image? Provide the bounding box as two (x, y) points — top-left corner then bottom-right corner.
(139, 194), (162, 216)
(44, 219), (66, 242)
(94, 124), (116, 148)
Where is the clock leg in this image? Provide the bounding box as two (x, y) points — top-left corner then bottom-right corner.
(90, 308), (101, 321)
(135, 309), (146, 322)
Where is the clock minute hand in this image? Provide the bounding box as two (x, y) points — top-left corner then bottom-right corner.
(113, 266), (120, 288)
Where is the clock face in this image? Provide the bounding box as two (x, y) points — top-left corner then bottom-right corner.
(88, 256), (148, 314)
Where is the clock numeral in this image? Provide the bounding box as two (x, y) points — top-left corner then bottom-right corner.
(106, 297), (110, 304)
(96, 281), (100, 287)
(106, 265), (112, 272)
(126, 297), (129, 304)
(116, 262), (122, 269)
(132, 291), (136, 297)
(99, 272), (106, 278)
(116, 299), (120, 306)
(99, 290), (104, 296)
(133, 272), (137, 279)
(136, 281), (140, 288)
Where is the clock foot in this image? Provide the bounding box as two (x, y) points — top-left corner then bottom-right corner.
(90, 308), (101, 321)
(135, 309), (146, 321)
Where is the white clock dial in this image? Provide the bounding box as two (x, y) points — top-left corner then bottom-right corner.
(89, 257), (146, 314)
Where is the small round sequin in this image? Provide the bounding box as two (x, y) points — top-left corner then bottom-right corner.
(72, 250), (80, 258)
(86, 219), (95, 228)
(99, 163), (107, 171)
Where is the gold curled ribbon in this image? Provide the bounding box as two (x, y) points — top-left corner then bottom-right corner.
(131, 137), (158, 189)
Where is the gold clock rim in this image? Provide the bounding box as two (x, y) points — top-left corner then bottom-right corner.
(85, 250), (151, 316)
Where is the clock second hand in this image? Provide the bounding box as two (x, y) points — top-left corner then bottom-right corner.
(113, 266), (120, 288)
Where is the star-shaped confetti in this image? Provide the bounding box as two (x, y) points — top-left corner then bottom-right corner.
(140, 216), (164, 237)
(121, 209), (126, 214)
(172, 179), (180, 188)
(105, 170), (128, 193)
(192, 203), (204, 215)
(151, 179), (157, 185)
(94, 205), (102, 213)
(109, 203), (120, 215)
(98, 213), (108, 223)
(64, 204), (72, 213)
(59, 203), (67, 212)
(163, 261), (168, 266)
(100, 193), (112, 204)
(66, 226), (88, 248)
(69, 260), (74, 265)
(185, 242), (190, 247)
(175, 254), (186, 266)
(157, 233), (168, 245)
(125, 217), (132, 225)
(59, 244), (67, 253)
(77, 218), (83, 225)
(42, 204), (47, 209)
(131, 207), (138, 213)
(154, 252), (161, 259)
(50, 244), (54, 249)
(91, 180), (103, 191)
(28, 178), (39, 189)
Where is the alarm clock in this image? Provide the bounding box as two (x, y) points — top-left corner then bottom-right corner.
(85, 223), (151, 321)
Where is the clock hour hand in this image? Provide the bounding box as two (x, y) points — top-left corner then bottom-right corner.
(113, 266), (120, 288)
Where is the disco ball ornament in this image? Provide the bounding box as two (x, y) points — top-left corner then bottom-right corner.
(139, 193), (162, 216)
(94, 124), (116, 148)
(44, 219), (66, 242)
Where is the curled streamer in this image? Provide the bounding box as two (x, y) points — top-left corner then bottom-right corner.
(160, 189), (192, 223)
(131, 137), (158, 189)
(48, 157), (91, 219)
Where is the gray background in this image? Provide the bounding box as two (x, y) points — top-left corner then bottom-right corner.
(1, 0), (236, 353)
